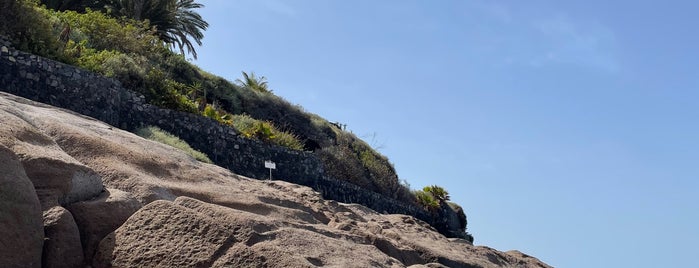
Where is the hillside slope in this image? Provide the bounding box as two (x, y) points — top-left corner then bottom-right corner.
(0, 92), (551, 267)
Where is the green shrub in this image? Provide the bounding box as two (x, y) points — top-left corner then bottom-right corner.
(317, 144), (377, 190)
(160, 52), (203, 85)
(135, 126), (212, 163)
(55, 8), (162, 56)
(72, 45), (118, 72)
(414, 190), (440, 210)
(203, 104), (233, 125)
(0, 0), (64, 59)
(144, 69), (198, 113)
(316, 130), (412, 203)
(423, 185), (450, 202)
(231, 114), (304, 150)
(274, 130), (305, 152)
(102, 53), (148, 88)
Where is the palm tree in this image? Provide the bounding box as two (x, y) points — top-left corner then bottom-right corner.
(114, 0), (208, 59)
(163, 0), (208, 59)
(235, 71), (271, 93)
(423, 185), (450, 202)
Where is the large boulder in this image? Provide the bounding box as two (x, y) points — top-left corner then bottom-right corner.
(67, 188), (141, 263)
(42, 206), (84, 268)
(0, 145), (43, 268)
(93, 198), (403, 268)
(0, 98), (102, 207)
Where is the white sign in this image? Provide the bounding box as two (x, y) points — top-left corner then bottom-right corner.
(264, 160), (276, 169)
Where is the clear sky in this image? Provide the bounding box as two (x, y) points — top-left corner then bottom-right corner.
(194, 1), (699, 267)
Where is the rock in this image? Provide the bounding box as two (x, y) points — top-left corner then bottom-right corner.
(92, 200), (245, 268)
(21, 156), (103, 207)
(0, 98), (103, 208)
(67, 188), (141, 263)
(94, 198), (403, 268)
(42, 206), (84, 268)
(0, 93), (552, 267)
(0, 145), (43, 268)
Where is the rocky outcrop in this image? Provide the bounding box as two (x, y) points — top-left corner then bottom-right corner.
(0, 145), (43, 268)
(93, 197), (403, 268)
(0, 95), (103, 208)
(66, 188), (141, 262)
(42, 206), (83, 268)
(0, 92), (552, 267)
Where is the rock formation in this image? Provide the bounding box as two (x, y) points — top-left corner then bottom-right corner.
(0, 92), (551, 267)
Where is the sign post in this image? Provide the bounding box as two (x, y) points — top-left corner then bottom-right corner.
(264, 160), (276, 180)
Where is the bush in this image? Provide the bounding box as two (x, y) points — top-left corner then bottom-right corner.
(414, 190), (439, 210)
(55, 8), (162, 57)
(317, 144), (377, 191)
(423, 185), (450, 202)
(231, 114), (304, 151)
(0, 0), (64, 59)
(144, 69), (199, 113)
(135, 126), (212, 163)
(203, 104), (233, 125)
(316, 130), (413, 203)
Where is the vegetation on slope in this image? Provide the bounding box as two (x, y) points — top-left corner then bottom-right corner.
(0, 0), (468, 228)
(136, 126), (212, 163)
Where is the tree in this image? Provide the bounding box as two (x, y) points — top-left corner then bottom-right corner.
(235, 71), (271, 93)
(414, 190), (439, 210)
(162, 0), (208, 59)
(113, 0), (209, 59)
(422, 185), (450, 202)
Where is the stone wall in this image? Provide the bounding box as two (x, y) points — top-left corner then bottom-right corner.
(0, 37), (465, 237)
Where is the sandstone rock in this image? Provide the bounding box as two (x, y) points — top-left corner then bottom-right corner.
(67, 188), (141, 263)
(0, 145), (43, 268)
(42, 206), (83, 268)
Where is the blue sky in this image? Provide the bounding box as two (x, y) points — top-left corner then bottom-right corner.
(194, 1), (699, 267)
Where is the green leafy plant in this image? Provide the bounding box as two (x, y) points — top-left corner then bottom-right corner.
(423, 185), (450, 202)
(111, 0), (209, 58)
(0, 0), (65, 59)
(202, 104), (233, 125)
(236, 71), (271, 93)
(414, 190), (440, 210)
(144, 69), (198, 113)
(55, 8), (163, 56)
(231, 114), (303, 150)
(135, 126), (212, 163)
(413, 185), (454, 211)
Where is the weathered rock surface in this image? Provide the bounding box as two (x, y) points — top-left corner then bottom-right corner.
(0, 145), (43, 268)
(42, 206), (83, 268)
(67, 188), (141, 262)
(0, 92), (552, 267)
(0, 97), (102, 207)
